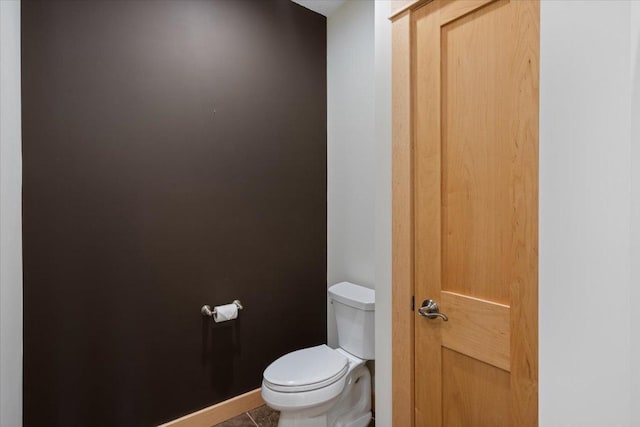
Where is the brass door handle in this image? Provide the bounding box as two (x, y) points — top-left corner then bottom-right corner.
(418, 299), (448, 321)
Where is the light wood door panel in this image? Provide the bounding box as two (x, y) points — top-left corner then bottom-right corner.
(441, 0), (516, 305)
(442, 348), (511, 427)
(440, 292), (510, 372)
(412, 0), (539, 426)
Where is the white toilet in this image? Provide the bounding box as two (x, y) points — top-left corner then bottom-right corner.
(261, 282), (375, 427)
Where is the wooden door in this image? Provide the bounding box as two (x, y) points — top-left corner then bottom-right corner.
(411, 0), (539, 425)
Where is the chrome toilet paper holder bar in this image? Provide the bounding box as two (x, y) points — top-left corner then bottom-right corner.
(201, 300), (243, 317)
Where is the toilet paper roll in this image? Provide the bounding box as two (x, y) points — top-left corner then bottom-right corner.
(213, 303), (238, 323)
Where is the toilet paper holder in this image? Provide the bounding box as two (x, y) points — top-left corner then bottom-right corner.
(201, 300), (243, 317)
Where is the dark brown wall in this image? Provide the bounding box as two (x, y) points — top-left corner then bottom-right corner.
(21, 1), (326, 425)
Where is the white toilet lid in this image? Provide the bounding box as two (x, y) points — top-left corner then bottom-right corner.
(263, 345), (349, 392)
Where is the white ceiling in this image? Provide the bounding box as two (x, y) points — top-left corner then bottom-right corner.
(290, 0), (347, 17)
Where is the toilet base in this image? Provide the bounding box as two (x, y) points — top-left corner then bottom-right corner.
(271, 357), (372, 427)
(342, 413), (371, 427)
(336, 412), (371, 427)
(277, 411), (371, 427)
(277, 412), (328, 427)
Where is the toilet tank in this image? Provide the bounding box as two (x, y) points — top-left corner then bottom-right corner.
(328, 282), (375, 360)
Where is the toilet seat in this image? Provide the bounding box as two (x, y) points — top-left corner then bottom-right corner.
(263, 345), (349, 393)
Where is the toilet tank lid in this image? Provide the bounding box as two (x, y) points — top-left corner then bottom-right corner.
(328, 282), (375, 311)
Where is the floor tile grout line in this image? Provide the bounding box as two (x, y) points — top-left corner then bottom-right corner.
(246, 411), (259, 427)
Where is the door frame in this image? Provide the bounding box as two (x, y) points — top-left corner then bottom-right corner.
(389, 2), (422, 427)
(389, 1), (539, 425)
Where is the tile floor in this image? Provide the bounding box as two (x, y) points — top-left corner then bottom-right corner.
(213, 405), (375, 427)
(213, 405), (279, 427)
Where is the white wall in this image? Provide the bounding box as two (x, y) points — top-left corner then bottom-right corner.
(631, 2), (640, 425)
(327, 0), (375, 346)
(540, 1), (632, 425)
(0, 1), (23, 426)
(373, 2), (392, 426)
(327, 2), (394, 423)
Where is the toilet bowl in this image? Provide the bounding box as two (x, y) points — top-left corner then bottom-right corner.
(262, 282), (374, 427)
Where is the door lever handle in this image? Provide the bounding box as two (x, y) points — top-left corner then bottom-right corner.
(418, 299), (448, 321)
